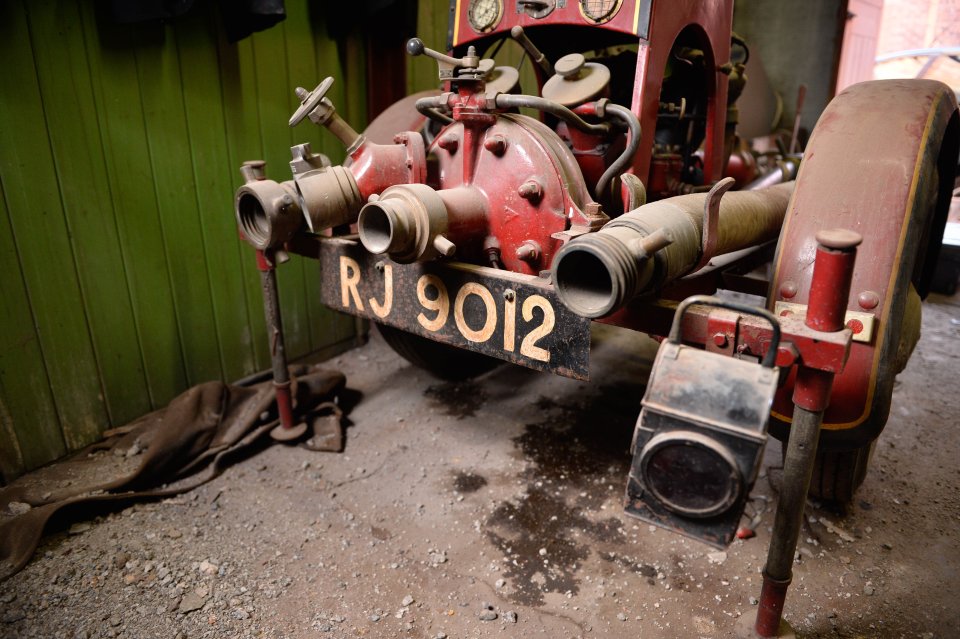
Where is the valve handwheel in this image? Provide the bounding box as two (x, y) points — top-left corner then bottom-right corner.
(289, 77), (335, 127)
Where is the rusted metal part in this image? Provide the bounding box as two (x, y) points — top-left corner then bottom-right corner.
(318, 238), (590, 379)
(753, 232), (859, 638)
(255, 249), (306, 441)
(625, 296), (780, 548)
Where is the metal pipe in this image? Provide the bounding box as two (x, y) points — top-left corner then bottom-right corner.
(552, 182), (795, 318)
(755, 229), (861, 637)
(415, 95), (454, 125)
(256, 250), (295, 431)
(595, 103), (642, 201)
(744, 160), (798, 191)
(494, 94), (611, 136)
(358, 184), (487, 263)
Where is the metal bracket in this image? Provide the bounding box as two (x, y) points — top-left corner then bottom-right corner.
(695, 177), (735, 271)
(774, 301), (876, 344)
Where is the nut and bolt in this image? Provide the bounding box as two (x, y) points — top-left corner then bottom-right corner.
(518, 180), (543, 202)
(515, 241), (540, 261)
(712, 333), (728, 348)
(484, 135), (507, 156)
(437, 134), (459, 153)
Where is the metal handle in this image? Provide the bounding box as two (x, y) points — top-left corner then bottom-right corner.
(289, 77), (334, 127)
(668, 295), (782, 368)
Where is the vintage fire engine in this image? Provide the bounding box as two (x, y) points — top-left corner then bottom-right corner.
(233, 1), (957, 635)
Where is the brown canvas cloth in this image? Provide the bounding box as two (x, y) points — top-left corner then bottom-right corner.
(0, 368), (345, 582)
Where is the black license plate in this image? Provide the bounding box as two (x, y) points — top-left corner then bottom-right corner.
(319, 238), (590, 379)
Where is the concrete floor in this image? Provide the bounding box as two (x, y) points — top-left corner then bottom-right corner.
(2, 293), (959, 639)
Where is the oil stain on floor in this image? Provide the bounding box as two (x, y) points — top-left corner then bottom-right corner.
(424, 381), (487, 419)
(484, 383), (644, 606)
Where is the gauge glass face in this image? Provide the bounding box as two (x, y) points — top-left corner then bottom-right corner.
(579, 0), (622, 23)
(468, 0), (502, 33)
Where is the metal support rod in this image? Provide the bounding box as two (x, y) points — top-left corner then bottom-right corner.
(256, 249), (295, 430)
(753, 229), (861, 637)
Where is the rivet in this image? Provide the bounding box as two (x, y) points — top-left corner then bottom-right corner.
(857, 290), (879, 310)
(780, 281), (798, 299)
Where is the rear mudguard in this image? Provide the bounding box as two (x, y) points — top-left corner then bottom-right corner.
(768, 80), (959, 450)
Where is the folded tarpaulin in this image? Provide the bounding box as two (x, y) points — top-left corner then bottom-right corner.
(0, 366), (345, 582)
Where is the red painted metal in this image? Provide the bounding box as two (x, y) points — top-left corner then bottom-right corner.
(755, 573), (791, 636)
(768, 80), (957, 442)
(451, 0), (734, 202)
(805, 231), (861, 332)
(423, 81), (596, 274)
(346, 134), (426, 202)
(274, 381), (295, 430)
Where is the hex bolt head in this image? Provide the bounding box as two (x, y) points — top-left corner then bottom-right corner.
(712, 333), (728, 348)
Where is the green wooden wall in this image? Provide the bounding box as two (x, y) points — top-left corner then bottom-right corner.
(0, 0), (365, 480)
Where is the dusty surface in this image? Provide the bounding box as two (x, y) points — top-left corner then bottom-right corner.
(1, 293), (959, 639)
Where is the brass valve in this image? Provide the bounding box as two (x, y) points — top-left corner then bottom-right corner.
(289, 77), (362, 152)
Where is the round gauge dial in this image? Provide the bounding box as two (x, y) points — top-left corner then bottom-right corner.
(578, 0), (622, 24)
(468, 0), (503, 33)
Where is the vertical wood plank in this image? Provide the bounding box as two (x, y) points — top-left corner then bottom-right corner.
(0, 0), (109, 451)
(135, 22), (224, 385)
(0, 180), (62, 474)
(217, 34), (272, 372)
(175, 7), (258, 380)
(27, 0), (152, 427)
(79, 3), (189, 407)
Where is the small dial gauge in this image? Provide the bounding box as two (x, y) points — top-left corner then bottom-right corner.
(579, 0), (622, 24)
(468, 0), (503, 33)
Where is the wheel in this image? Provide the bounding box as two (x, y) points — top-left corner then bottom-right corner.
(376, 324), (501, 381)
(767, 80), (959, 471)
(809, 443), (875, 504)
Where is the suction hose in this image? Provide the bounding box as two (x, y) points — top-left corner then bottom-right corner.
(552, 182), (795, 318)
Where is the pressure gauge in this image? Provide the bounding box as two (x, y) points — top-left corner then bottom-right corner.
(578, 0), (622, 24)
(468, 0), (503, 33)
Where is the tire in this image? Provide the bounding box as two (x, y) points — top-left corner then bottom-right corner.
(376, 324), (501, 381)
(808, 443), (874, 504)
